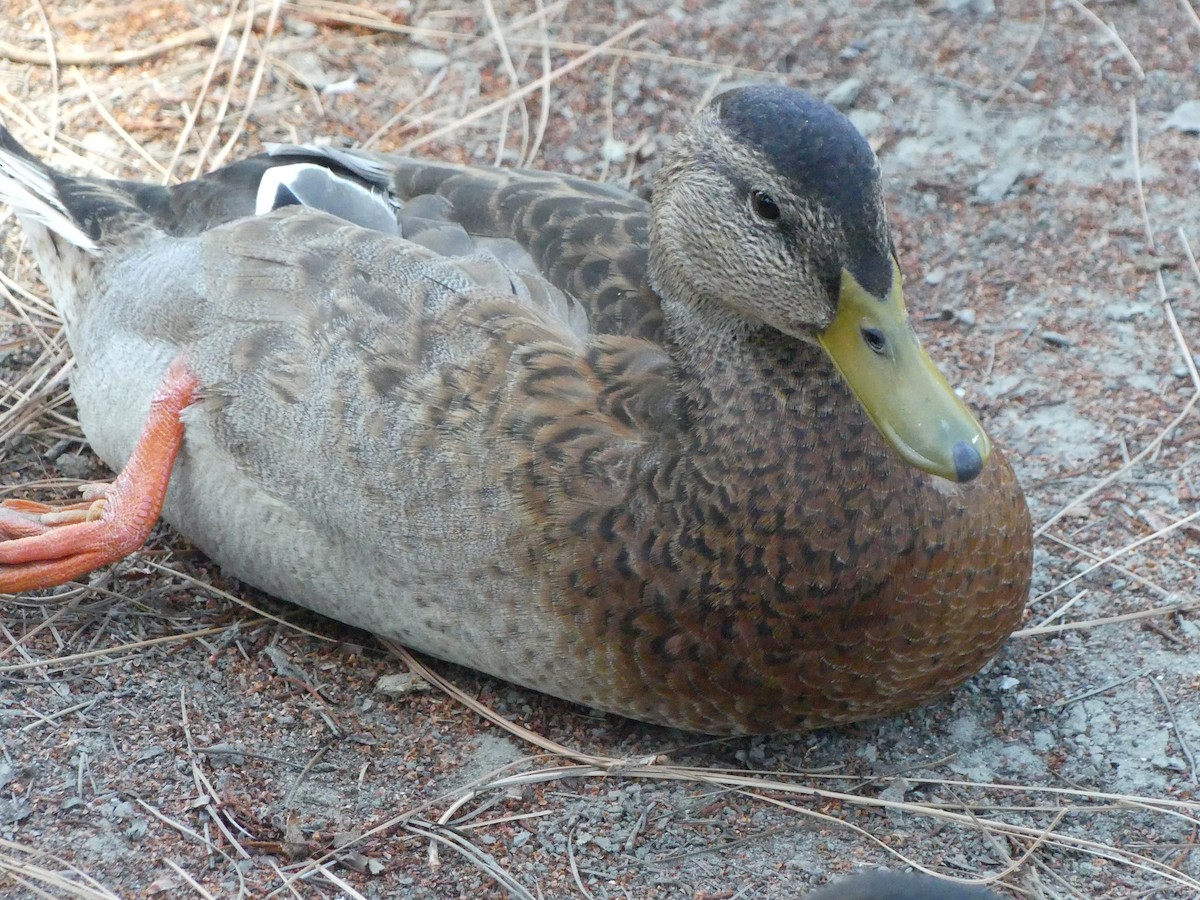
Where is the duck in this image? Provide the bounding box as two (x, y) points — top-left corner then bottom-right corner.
(0, 85), (1032, 734)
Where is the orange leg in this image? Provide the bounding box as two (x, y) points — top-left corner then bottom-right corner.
(0, 357), (199, 593)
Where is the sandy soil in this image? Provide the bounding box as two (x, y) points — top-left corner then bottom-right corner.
(0, 1), (1198, 897)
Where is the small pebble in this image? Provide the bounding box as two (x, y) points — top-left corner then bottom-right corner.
(878, 777), (909, 803)
(408, 49), (449, 75)
(1104, 302), (1150, 322)
(940, 0), (996, 13)
(1164, 99), (1200, 134)
(375, 672), (431, 695)
(126, 818), (149, 840)
(1152, 755), (1187, 774)
(847, 109), (884, 135)
(839, 38), (871, 60)
(283, 17), (317, 37)
(55, 452), (94, 479)
(1033, 731), (1056, 752)
(338, 852), (372, 874)
(281, 50), (347, 90)
(824, 78), (863, 111)
(601, 138), (628, 164)
(1040, 331), (1071, 348)
(44, 438), (71, 461)
(973, 160), (1024, 203)
(321, 78), (358, 97)
(81, 131), (122, 160)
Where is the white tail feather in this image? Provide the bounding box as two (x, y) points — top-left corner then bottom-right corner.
(256, 162), (400, 235)
(0, 146), (98, 253)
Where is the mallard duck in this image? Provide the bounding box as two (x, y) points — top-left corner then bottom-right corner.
(0, 86), (1032, 734)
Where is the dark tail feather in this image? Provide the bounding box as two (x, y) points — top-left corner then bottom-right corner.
(0, 125), (154, 250)
(0, 126), (400, 243)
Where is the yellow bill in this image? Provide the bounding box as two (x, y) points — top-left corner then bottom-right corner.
(817, 264), (990, 483)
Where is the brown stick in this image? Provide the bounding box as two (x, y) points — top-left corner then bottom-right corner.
(0, 11), (256, 67)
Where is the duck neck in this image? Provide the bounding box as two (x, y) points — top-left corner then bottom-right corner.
(654, 284), (837, 430)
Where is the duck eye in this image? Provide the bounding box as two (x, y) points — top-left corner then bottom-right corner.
(861, 326), (887, 354)
(750, 190), (781, 221)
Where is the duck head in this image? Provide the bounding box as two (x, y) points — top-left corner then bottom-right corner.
(649, 84), (989, 483)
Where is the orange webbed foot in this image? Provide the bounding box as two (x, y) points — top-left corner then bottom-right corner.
(0, 357), (200, 594)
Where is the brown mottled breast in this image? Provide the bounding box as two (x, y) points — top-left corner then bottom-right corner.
(510, 325), (1032, 733)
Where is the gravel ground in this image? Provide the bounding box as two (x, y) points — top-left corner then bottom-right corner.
(0, 1), (1198, 897)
